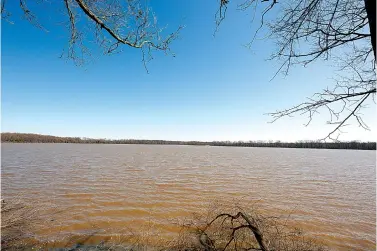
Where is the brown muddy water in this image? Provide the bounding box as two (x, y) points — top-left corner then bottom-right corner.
(1, 143), (376, 250)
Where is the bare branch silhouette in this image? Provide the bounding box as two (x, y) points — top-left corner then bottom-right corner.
(217, 0), (376, 140)
(2, 0), (182, 68)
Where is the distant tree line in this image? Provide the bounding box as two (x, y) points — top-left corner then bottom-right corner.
(1, 133), (375, 150)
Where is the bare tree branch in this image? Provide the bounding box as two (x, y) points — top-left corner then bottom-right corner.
(19, 0), (47, 31)
(3, 0), (183, 68)
(202, 212), (270, 251)
(217, 0), (376, 140)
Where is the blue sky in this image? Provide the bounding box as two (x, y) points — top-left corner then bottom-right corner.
(1, 1), (376, 141)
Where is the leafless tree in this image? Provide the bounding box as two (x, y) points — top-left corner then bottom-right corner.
(2, 132), (376, 149)
(1, 0), (182, 69)
(218, 0), (376, 140)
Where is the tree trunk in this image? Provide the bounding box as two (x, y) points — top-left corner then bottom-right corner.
(365, 0), (376, 59)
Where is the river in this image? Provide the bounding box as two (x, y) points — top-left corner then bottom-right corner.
(1, 143), (375, 250)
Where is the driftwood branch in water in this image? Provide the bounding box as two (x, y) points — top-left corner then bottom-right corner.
(200, 212), (270, 251)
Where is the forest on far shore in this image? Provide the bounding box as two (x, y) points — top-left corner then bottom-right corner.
(1, 133), (375, 150)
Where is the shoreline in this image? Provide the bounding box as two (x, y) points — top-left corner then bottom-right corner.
(2, 141), (376, 151)
(2, 131), (376, 151)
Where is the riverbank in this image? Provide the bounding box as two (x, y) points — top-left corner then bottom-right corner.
(2, 133), (375, 150)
